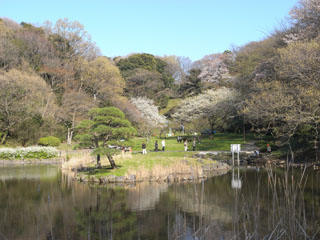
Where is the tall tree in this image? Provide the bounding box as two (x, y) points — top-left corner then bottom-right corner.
(0, 20), (20, 70)
(0, 69), (50, 144)
(290, 0), (320, 40)
(178, 69), (202, 97)
(44, 18), (101, 60)
(60, 91), (97, 144)
(130, 97), (167, 140)
(192, 52), (234, 85)
(81, 57), (125, 103)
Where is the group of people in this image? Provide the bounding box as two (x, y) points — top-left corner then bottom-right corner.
(142, 138), (197, 154)
(142, 139), (166, 154)
(142, 137), (272, 155)
(178, 137), (196, 151)
(180, 139), (196, 152)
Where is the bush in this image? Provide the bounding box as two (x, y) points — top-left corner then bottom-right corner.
(0, 146), (58, 160)
(38, 136), (61, 147)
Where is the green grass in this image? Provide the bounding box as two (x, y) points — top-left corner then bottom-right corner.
(131, 133), (250, 152)
(84, 151), (212, 177)
(159, 98), (181, 115)
(76, 133), (258, 178)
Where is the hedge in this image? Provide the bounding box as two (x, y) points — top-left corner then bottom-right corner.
(38, 136), (61, 147)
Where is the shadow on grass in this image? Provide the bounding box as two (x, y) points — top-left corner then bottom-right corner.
(81, 165), (124, 176)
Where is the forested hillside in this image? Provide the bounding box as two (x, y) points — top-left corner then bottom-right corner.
(1, 0), (320, 160)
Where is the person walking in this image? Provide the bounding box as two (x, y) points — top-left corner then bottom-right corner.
(267, 144), (271, 155)
(184, 140), (188, 152)
(142, 143), (147, 154)
(192, 139), (196, 151)
(161, 139), (166, 151)
(154, 140), (159, 152)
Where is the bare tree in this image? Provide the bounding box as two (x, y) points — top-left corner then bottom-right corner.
(290, 0), (320, 40)
(45, 18), (101, 60)
(60, 91), (97, 144)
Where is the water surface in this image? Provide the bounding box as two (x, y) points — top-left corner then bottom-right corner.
(0, 165), (319, 239)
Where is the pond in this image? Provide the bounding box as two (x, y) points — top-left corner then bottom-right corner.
(0, 165), (319, 239)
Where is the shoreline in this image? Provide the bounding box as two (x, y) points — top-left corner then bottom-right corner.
(71, 160), (231, 184)
(0, 158), (62, 165)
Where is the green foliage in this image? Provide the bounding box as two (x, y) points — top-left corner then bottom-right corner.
(155, 94), (169, 109)
(38, 136), (61, 147)
(161, 73), (174, 88)
(231, 37), (279, 77)
(76, 107), (136, 158)
(116, 53), (175, 108)
(179, 69), (202, 96)
(159, 98), (181, 116)
(116, 53), (159, 72)
(14, 115), (44, 146)
(47, 33), (73, 57)
(89, 107), (125, 119)
(20, 21), (44, 34)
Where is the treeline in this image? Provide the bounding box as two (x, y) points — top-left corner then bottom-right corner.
(164, 0), (320, 161)
(0, 16), (228, 146)
(0, 18), (182, 145)
(1, 0), (320, 160)
(232, 0), (320, 160)
(175, 0), (320, 160)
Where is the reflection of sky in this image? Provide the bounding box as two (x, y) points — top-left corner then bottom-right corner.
(0, 167), (318, 239)
(127, 182), (169, 211)
(125, 178), (234, 224)
(0, 165), (58, 180)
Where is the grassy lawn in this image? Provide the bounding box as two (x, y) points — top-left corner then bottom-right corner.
(131, 133), (250, 152)
(159, 98), (181, 115)
(83, 151), (213, 178)
(69, 133), (258, 179)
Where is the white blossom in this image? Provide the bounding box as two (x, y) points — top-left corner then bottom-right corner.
(0, 146), (58, 159)
(192, 53), (234, 84)
(130, 97), (167, 128)
(172, 88), (237, 122)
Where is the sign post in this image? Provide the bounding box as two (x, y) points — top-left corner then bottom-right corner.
(231, 144), (241, 166)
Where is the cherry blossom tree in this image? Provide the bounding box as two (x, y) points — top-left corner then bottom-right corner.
(131, 97), (167, 139)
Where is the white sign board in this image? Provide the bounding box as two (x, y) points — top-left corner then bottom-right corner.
(231, 144), (241, 153)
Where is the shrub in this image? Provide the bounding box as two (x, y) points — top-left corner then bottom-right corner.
(38, 136), (61, 147)
(0, 146), (58, 160)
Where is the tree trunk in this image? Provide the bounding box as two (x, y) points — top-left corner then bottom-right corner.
(288, 142), (294, 163)
(0, 130), (8, 145)
(42, 91), (52, 118)
(243, 116), (246, 141)
(96, 154), (101, 168)
(67, 110), (77, 145)
(107, 154), (116, 169)
(67, 128), (73, 145)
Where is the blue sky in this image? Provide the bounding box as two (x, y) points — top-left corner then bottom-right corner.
(1, 0), (297, 61)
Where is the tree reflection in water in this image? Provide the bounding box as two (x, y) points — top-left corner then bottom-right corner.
(0, 165), (319, 239)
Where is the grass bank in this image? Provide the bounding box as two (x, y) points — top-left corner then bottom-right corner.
(72, 151), (230, 182)
(64, 133), (253, 182)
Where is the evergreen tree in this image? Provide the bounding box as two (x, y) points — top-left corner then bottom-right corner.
(75, 107), (136, 168)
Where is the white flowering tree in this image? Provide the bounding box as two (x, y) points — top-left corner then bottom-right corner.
(131, 97), (167, 140)
(172, 88), (239, 133)
(192, 52), (234, 84)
